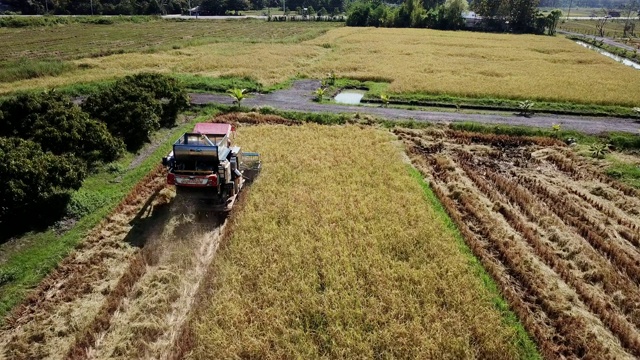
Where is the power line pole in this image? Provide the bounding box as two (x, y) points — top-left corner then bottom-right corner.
(90, 0), (94, 15)
(567, 0), (573, 20)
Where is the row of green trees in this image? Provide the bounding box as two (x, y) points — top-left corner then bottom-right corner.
(473, 0), (556, 33)
(346, 0), (563, 34)
(4, 0), (347, 16)
(198, 0), (346, 15)
(0, 73), (188, 235)
(347, 0), (469, 30)
(3, 0), (185, 15)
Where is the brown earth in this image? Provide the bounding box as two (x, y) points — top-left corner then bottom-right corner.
(396, 128), (640, 359)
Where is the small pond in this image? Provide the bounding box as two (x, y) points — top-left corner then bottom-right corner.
(575, 41), (640, 70)
(334, 90), (366, 105)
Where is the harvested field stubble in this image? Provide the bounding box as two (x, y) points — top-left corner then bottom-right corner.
(397, 127), (640, 359)
(0, 166), (166, 359)
(0, 166), (225, 359)
(189, 124), (536, 359)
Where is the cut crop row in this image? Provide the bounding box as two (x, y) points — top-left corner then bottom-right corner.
(428, 181), (565, 359)
(429, 162), (604, 359)
(403, 141), (599, 358)
(452, 150), (640, 355)
(516, 176), (640, 284)
(546, 151), (640, 198)
(445, 130), (564, 148)
(400, 131), (640, 359)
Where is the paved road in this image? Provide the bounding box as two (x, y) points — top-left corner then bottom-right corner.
(559, 30), (640, 54)
(191, 80), (640, 134)
(162, 14), (268, 20)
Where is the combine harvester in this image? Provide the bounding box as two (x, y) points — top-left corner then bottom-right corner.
(162, 123), (261, 212)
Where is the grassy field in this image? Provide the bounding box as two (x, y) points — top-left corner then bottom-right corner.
(1, 22), (640, 106)
(0, 19), (337, 62)
(559, 19), (640, 40)
(539, 7), (604, 17)
(189, 123), (538, 358)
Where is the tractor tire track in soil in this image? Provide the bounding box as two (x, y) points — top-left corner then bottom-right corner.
(0, 166), (225, 360)
(396, 128), (640, 359)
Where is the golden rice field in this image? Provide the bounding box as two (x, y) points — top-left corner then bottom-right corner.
(2, 22), (640, 105)
(188, 123), (538, 359)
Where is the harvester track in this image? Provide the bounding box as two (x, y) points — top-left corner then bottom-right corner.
(0, 166), (226, 360)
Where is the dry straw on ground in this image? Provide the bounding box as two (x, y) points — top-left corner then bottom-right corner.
(189, 124), (531, 359)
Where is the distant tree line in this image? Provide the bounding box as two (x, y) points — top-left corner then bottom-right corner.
(538, 0), (628, 8)
(4, 0), (183, 15)
(347, 0), (468, 30)
(3, 0), (347, 15)
(346, 0), (564, 34)
(0, 73), (188, 234)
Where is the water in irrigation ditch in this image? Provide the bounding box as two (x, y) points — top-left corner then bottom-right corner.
(576, 41), (640, 70)
(334, 90), (366, 105)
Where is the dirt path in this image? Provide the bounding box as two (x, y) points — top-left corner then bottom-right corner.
(0, 171), (225, 359)
(191, 80), (640, 134)
(558, 30), (640, 54)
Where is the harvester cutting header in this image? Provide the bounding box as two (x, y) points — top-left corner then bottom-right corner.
(162, 123), (260, 212)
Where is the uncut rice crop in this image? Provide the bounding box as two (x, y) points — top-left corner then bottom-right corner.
(189, 124), (535, 359)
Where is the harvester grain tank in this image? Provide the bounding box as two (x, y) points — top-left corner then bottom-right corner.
(162, 123), (260, 212)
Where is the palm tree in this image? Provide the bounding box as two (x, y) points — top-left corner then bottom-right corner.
(227, 88), (247, 108)
(589, 142), (610, 159)
(314, 87), (326, 102)
(380, 94), (390, 108)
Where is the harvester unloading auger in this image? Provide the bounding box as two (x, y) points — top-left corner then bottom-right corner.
(162, 123), (261, 212)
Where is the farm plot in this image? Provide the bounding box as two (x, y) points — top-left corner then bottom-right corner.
(188, 123), (536, 359)
(397, 128), (640, 359)
(0, 166), (224, 360)
(0, 20), (338, 62)
(2, 24), (640, 107)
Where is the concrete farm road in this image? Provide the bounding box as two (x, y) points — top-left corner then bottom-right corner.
(558, 30), (640, 54)
(190, 80), (640, 135)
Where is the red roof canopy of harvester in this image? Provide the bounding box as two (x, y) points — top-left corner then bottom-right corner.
(193, 123), (232, 136)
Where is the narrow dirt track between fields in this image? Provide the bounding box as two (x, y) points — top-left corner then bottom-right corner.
(190, 80), (640, 134)
(0, 169), (225, 360)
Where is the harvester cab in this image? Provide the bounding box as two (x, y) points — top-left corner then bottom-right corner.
(162, 123), (261, 212)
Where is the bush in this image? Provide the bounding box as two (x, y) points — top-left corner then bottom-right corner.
(0, 137), (86, 228)
(117, 73), (189, 127)
(0, 91), (124, 163)
(83, 85), (162, 151)
(83, 73), (188, 150)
